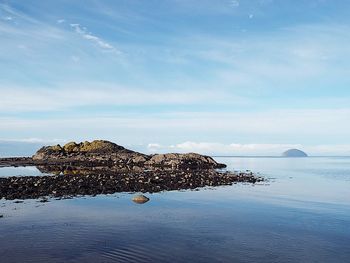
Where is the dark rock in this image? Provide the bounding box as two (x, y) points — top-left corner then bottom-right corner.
(145, 153), (226, 169)
(29, 140), (227, 169)
(0, 166), (263, 200)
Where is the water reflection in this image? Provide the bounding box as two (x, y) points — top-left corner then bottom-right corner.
(1, 157), (349, 263)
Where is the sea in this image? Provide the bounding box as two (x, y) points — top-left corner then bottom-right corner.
(0, 157), (349, 263)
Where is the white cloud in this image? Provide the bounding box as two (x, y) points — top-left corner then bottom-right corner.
(70, 23), (120, 53)
(3, 16), (13, 21)
(185, 24), (350, 90)
(147, 141), (350, 156)
(56, 19), (65, 24)
(71, 55), (80, 62)
(0, 109), (350, 150)
(230, 0), (240, 7)
(0, 138), (65, 144)
(147, 143), (162, 152)
(0, 83), (247, 112)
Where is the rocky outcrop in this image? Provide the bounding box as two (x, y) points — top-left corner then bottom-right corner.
(30, 140), (226, 169)
(33, 140), (137, 160)
(145, 153), (226, 169)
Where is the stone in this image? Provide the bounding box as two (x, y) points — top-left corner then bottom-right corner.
(63, 142), (80, 153)
(145, 152), (226, 169)
(132, 195), (150, 204)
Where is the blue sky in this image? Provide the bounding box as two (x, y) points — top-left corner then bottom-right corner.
(0, 0), (350, 156)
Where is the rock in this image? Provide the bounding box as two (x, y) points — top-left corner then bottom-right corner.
(0, 215), (3, 218)
(32, 140), (144, 164)
(0, 166), (263, 200)
(132, 195), (150, 204)
(32, 144), (64, 160)
(282, 149), (308, 157)
(145, 153), (226, 169)
(63, 142), (80, 153)
(30, 140), (226, 170)
(79, 140), (129, 153)
(39, 198), (49, 203)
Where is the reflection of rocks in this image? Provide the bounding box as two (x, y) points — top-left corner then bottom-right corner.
(132, 195), (150, 204)
(0, 166), (263, 200)
(0, 157), (33, 167)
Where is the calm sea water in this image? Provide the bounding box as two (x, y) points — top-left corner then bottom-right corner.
(0, 157), (349, 263)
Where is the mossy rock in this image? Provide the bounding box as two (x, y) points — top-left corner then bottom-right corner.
(49, 145), (63, 152)
(63, 142), (81, 153)
(79, 140), (126, 153)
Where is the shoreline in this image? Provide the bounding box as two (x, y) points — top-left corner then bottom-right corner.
(0, 166), (263, 200)
(0, 161), (264, 200)
(0, 141), (263, 200)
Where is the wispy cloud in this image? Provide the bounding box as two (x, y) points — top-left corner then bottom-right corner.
(70, 23), (120, 53)
(0, 138), (65, 144)
(1, 0), (350, 152)
(1, 109), (350, 149)
(0, 83), (240, 112)
(230, 0), (240, 8)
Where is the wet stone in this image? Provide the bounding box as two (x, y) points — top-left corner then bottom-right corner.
(132, 195), (150, 204)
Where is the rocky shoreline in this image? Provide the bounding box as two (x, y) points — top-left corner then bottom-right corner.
(0, 167), (262, 200)
(0, 140), (264, 200)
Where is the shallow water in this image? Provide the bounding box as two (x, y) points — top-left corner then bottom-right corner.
(0, 157), (350, 263)
(0, 166), (47, 177)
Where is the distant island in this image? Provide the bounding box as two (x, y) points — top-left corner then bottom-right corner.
(282, 149), (308, 157)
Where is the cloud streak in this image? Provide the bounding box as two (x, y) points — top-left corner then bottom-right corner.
(0, 83), (241, 112)
(0, 109), (350, 148)
(70, 23), (120, 53)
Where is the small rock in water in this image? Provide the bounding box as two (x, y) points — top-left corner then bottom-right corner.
(0, 215), (3, 218)
(132, 195), (150, 204)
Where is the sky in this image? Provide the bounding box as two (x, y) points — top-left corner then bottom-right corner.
(0, 0), (350, 156)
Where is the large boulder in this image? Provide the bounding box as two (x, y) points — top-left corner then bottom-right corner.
(32, 144), (64, 160)
(145, 153), (226, 169)
(33, 140), (136, 161)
